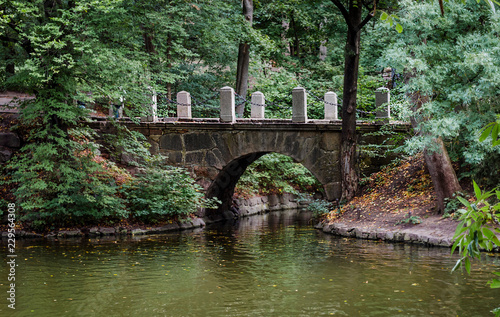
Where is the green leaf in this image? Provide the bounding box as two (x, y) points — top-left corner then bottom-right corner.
(451, 238), (462, 255)
(453, 221), (467, 238)
(473, 181), (481, 199)
(487, 278), (500, 288)
(482, 228), (500, 247)
(479, 123), (494, 142)
(492, 123), (499, 143)
(464, 257), (471, 274)
(395, 23), (403, 33)
(451, 258), (462, 272)
(457, 196), (471, 209)
(380, 12), (388, 20)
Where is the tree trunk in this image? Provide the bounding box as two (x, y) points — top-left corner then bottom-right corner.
(339, 5), (363, 201)
(235, 0), (253, 117)
(235, 42), (250, 116)
(409, 96), (462, 212)
(143, 32), (156, 55)
(289, 13), (300, 58)
(330, 0), (377, 201)
(423, 138), (462, 212)
(166, 34), (172, 100)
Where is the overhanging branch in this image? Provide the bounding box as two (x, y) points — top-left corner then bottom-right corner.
(330, 0), (352, 29)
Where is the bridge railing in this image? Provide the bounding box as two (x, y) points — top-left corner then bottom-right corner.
(131, 87), (391, 123)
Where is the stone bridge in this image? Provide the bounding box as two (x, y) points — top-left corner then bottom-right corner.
(91, 118), (409, 216)
(88, 86), (407, 216)
(2, 87), (408, 216)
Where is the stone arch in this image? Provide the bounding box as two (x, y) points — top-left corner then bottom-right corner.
(205, 152), (267, 214)
(204, 149), (337, 217)
(157, 128), (343, 216)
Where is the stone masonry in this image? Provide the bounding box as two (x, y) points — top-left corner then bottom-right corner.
(87, 120), (409, 217)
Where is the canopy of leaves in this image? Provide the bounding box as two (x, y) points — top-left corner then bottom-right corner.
(378, 0), (500, 187)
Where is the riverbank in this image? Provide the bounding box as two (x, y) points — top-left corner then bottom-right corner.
(0, 193), (304, 240)
(315, 214), (458, 247)
(315, 154), (479, 248)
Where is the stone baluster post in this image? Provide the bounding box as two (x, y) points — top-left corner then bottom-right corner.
(375, 87), (391, 121)
(292, 87), (307, 123)
(220, 86), (236, 123)
(141, 89), (158, 122)
(251, 91), (265, 119)
(177, 91), (192, 119)
(119, 95), (124, 118)
(108, 97), (124, 119)
(151, 92), (158, 122)
(324, 92), (338, 120)
(108, 103), (115, 118)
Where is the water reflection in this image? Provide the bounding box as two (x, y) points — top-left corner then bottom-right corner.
(1, 210), (498, 317)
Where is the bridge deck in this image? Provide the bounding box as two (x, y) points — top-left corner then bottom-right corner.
(87, 117), (410, 133)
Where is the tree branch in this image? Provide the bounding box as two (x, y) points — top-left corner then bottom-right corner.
(330, 0), (352, 28)
(357, 11), (375, 31)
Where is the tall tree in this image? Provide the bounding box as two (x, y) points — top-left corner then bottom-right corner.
(330, 0), (379, 200)
(235, 0), (254, 116)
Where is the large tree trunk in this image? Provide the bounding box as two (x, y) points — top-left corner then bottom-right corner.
(423, 138), (462, 212)
(235, 0), (253, 117)
(339, 4), (363, 201)
(166, 34), (172, 100)
(289, 13), (300, 58)
(409, 97), (462, 212)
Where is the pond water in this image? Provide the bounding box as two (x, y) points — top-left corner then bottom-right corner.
(1, 210), (499, 316)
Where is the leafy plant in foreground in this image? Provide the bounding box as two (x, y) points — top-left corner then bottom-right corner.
(452, 120), (500, 316)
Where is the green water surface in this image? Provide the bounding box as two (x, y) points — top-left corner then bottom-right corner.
(1, 210), (499, 316)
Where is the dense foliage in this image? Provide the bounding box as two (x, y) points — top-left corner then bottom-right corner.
(235, 153), (322, 197)
(379, 0), (500, 187)
(0, 0), (230, 228)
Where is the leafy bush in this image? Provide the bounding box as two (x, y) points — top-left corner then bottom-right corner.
(6, 109), (128, 229)
(5, 116), (220, 228)
(297, 193), (334, 218)
(121, 161), (219, 223)
(98, 124), (221, 223)
(236, 153), (322, 197)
